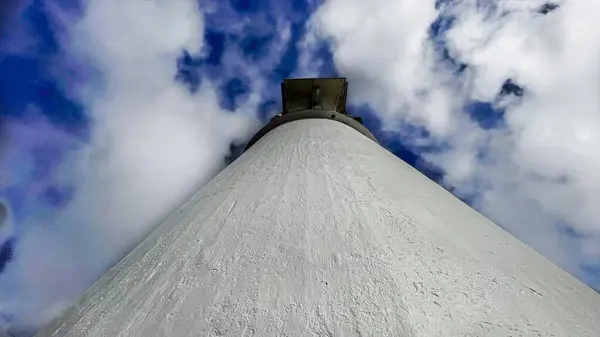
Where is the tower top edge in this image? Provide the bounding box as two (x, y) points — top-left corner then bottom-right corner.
(244, 109), (379, 152)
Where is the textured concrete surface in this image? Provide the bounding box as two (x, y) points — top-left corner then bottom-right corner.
(39, 119), (600, 336)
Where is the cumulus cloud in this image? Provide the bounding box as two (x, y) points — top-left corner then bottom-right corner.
(0, 0), (259, 334)
(442, 0), (600, 267)
(308, 0), (465, 137)
(308, 0), (600, 287)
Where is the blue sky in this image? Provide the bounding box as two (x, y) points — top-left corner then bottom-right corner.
(1, 0), (600, 334)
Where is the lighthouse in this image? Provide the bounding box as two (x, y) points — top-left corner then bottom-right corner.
(39, 78), (600, 336)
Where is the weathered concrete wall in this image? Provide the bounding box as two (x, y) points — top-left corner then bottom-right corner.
(39, 119), (600, 336)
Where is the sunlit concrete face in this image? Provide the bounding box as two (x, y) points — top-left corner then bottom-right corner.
(38, 119), (600, 336)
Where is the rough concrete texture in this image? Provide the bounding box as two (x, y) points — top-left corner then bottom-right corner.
(39, 119), (600, 336)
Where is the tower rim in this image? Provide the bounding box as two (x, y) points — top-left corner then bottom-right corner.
(244, 109), (378, 152)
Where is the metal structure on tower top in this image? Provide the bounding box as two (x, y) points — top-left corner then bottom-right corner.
(244, 78), (376, 152)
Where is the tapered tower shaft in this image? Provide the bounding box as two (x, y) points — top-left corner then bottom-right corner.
(39, 79), (600, 336)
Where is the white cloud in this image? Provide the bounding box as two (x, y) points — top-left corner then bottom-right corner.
(309, 0), (600, 287)
(308, 0), (466, 137)
(0, 0), (259, 333)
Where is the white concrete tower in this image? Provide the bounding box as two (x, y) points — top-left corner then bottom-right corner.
(39, 78), (600, 336)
